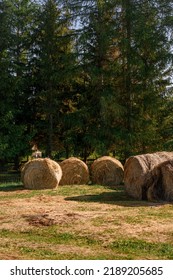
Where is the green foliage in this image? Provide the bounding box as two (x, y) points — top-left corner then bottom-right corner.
(32, 0), (77, 157)
(0, 0), (173, 162)
(0, 0), (39, 163)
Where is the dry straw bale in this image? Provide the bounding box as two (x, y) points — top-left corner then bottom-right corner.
(146, 160), (173, 202)
(124, 151), (173, 200)
(91, 156), (124, 186)
(59, 157), (89, 185)
(21, 158), (62, 190)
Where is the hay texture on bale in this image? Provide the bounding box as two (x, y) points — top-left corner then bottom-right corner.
(146, 160), (173, 202)
(21, 158), (62, 190)
(91, 156), (124, 186)
(124, 151), (173, 200)
(59, 157), (89, 185)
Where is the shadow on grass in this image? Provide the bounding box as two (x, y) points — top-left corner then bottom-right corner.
(0, 184), (24, 192)
(65, 189), (170, 207)
(0, 183), (171, 207)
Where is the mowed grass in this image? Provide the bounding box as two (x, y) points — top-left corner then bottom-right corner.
(0, 183), (173, 260)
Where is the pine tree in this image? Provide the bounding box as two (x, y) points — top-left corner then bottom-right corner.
(0, 0), (172, 163)
(33, 0), (76, 157)
(114, 0), (173, 159)
(64, 0), (122, 159)
(0, 0), (38, 166)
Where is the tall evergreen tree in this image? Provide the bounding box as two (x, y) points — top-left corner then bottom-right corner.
(0, 0), (173, 163)
(117, 0), (173, 158)
(64, 0), (122, 159)
(33, 0), (75, 157)
(65, 0), (173, 160)
(0, 0), (38, 166)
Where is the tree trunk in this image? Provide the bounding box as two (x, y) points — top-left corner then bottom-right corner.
(46, 112), (53, 158)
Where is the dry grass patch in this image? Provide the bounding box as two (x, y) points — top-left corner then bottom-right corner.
(0, 183), (173, 259)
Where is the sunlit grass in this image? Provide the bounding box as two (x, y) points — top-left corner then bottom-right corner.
(0, 182), (173, 259)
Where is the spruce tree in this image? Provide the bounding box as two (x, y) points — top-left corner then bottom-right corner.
(0, 0), (37, 166)
(114, 0), (173, 158)
(64, 0), (122, 159)
(33, 0), (75, 157)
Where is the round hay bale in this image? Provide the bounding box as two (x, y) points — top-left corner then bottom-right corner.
(21, 158), (62, 190)
(147, 160), (173, 202)
(59, 157), (89, 185)
(91, 156), (124, 186)
(124, 151), (173, 200)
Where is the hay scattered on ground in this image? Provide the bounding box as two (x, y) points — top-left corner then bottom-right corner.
(91, 156), (124, 186)
(59, 157), (89, 185)
(21, 158), (62, 189)
(124, 152), (173, 200)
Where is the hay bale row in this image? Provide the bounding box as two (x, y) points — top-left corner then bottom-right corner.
(21, 156), (124, 189)
(59, 156), (124, 186)
(21, 152), (173, 202)
(124, 152), (173, 202)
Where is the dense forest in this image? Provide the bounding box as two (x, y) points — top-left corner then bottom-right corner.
(0, 0), (173, 166)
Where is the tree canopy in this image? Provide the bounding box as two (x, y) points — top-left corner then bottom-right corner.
(0, 0), (173, 165)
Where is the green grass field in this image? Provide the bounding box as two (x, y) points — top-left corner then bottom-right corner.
(0, 183), (173, 260)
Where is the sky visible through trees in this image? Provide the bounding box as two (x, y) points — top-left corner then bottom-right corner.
(0, 0), (173, 166)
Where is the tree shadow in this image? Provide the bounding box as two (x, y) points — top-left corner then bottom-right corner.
(0, 184), (24, 192)
(65, 188), (171, 207)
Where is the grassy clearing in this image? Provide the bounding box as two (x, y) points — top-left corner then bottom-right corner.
(0, 183), (173, 260)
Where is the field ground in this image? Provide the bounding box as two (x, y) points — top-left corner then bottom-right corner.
(0, 183), (173, 260)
